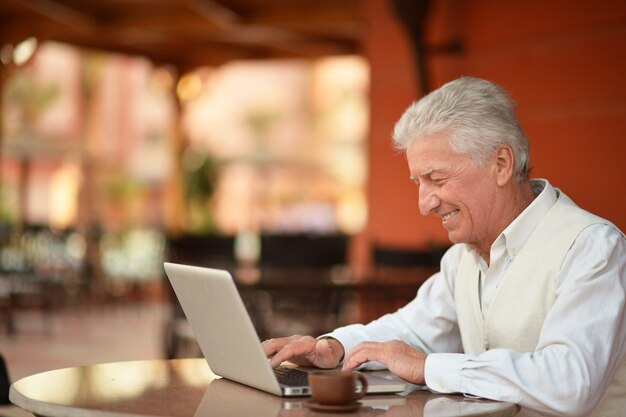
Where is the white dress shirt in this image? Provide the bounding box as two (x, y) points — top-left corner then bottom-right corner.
(327, 179), (626, 416)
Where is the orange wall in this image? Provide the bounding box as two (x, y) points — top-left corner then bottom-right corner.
(360, 0), (626, 254)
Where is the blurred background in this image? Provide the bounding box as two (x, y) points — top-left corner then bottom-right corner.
(0, 0), (624, 397)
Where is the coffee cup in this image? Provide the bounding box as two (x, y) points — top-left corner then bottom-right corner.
(308, 370), (368, 405)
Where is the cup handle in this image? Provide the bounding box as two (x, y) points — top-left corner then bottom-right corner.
(354, 373), (368, 400)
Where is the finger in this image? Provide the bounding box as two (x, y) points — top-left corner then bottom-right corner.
(261, 338), (284, 357)
(313, 339), (341, 368)
(262, 335), (301, 357)
(344, 341), (428, 385)
(268, 337), (316, 368)
(342, 342), (381, 371)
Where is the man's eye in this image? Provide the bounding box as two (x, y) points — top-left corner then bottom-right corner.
(432, 178), (446, 186)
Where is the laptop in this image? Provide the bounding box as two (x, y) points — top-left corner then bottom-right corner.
(163, 262), (407, 397)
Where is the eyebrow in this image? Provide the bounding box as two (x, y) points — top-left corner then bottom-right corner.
(410, 168), (437, 181)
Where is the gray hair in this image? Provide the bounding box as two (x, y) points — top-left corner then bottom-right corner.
(392, 77), (530, 182)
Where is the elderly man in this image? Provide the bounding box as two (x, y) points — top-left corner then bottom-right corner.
(263, 77), (626, 416)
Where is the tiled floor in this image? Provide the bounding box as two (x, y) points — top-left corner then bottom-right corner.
(0, 301), (172, 416)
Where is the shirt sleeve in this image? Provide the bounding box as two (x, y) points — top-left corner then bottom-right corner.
(426, 224), (626, 417)
(325, 245), (464, 365)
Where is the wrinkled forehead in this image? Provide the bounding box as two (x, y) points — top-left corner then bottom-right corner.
(405, 134), (476, 176)
(404, 133), (464, 161)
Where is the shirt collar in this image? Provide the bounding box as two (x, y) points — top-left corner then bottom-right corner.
(498, 178), (557, 258)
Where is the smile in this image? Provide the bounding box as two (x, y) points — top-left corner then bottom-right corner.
(441, 209), (459, 222)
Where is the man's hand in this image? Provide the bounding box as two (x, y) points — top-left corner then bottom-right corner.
(342, 340), (427, 385)
(262, 335), (345, 369)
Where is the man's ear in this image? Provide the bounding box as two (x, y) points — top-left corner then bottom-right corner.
(494, 145), (514, 186)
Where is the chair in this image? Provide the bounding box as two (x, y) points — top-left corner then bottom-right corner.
(356, 244), (444, 322)
(0, 354), (9, 404)
(254, 233), (349, 339)
(373, 241), (450, 267)
(166, 234), (236, 270)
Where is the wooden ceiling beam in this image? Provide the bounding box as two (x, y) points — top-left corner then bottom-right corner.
(11, 0), (97, 28)
(0, 0), (362, 67)
(184, 0), (241, 28)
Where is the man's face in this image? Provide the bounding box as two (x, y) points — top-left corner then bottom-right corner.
(406, 134), (499, 250)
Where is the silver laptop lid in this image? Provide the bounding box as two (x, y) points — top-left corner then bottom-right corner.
(164, 262), (283, 395)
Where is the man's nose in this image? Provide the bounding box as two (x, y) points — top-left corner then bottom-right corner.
(418, 185), (440, 215)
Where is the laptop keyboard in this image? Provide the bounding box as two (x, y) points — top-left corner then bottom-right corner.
(274, 367), (310, 386)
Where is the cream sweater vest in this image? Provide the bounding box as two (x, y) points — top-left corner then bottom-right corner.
(454, 190), (626, 416)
